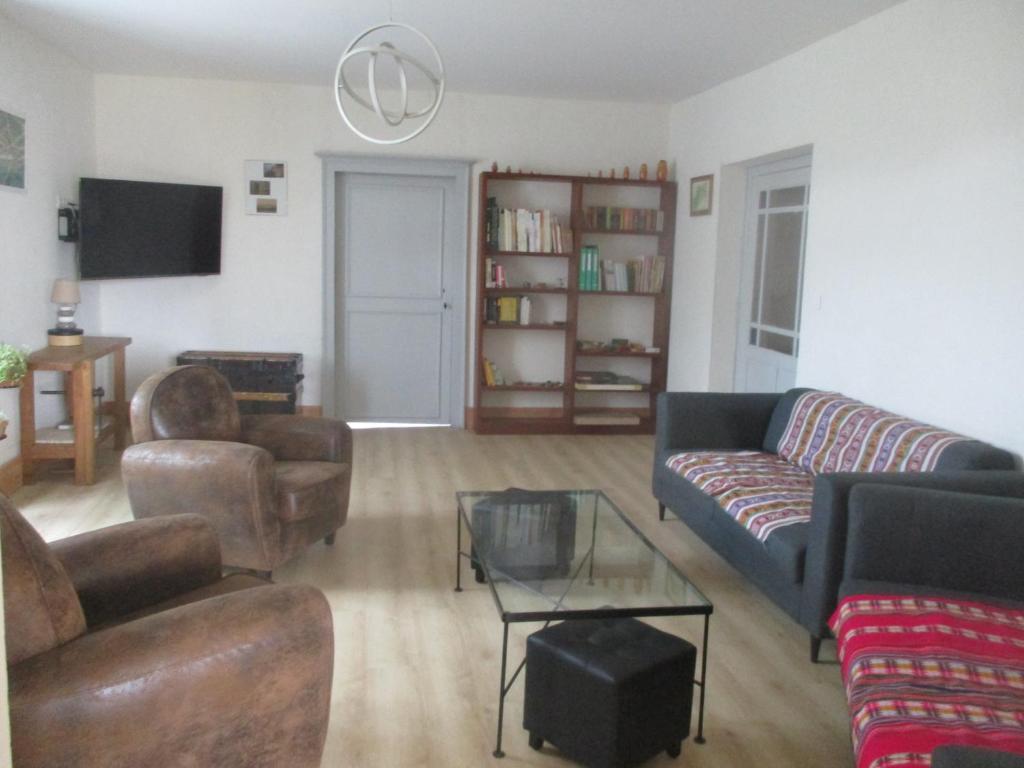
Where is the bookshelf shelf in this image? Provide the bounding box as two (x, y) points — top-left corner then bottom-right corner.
(579, 227), (662, 237)
(574, 385), (651, 393)
(482, 322), (568, 331)
(575, 350), (661, 358)
(474, 170), (676, 435)
(578, 290), (660, 298)
(484, 384), (566, 393)
(485, 250), (570, 258)
(485, 287), (569, 295)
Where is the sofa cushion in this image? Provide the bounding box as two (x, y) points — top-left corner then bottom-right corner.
(830, 594), (1024, 768)
(666, 451), (813, 543)
(776, 391), (969, 475)
(274, 461), (347, 523)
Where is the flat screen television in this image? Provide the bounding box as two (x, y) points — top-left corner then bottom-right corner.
(79, 177), (223, 279)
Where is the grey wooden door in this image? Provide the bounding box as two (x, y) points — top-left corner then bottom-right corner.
(337, 172), (458, 423)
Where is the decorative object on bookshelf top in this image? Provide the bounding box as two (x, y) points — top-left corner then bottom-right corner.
(623, 166), (630, 179)
(656, 160), (668, 182)
(639, 163), (648, 180)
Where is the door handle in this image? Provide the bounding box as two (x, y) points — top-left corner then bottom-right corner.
(443, 302), (451, 309)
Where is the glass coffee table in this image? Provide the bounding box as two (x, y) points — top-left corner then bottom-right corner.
(454, 488), (713, 758)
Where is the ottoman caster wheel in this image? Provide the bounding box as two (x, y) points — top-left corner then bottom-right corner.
(529, 734), (543, 751)
(667, 742), (682, 758)
(474, 568), (486, 584)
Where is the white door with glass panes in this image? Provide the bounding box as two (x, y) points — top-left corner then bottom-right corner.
(734, 158), (811, 392)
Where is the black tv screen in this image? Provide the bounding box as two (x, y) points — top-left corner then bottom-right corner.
(79, 177), (222, 279)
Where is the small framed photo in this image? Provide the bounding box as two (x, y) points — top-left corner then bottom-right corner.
(689, 174), (713, 216)
(245, 160), (287, 215)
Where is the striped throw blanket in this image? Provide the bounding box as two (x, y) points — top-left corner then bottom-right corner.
(831, 595), (1024, 768)
(665, 451), (814, 542)
(777, 391), (968, 475)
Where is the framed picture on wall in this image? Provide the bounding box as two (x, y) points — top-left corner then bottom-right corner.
(0, 107), (26, 191)
(245, 160), (287, 215)
(689, 174), (713, 216)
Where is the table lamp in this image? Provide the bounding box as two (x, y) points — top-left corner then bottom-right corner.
(48, 278), (84, 347)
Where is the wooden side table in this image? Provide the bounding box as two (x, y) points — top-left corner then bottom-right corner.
(19, 336), (131, 486)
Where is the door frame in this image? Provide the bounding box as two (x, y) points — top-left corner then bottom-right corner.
(320, 155), (471, 424)
(733, 154), (811, 392)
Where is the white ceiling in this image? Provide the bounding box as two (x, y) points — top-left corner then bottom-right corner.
(3, 0), (903, 103)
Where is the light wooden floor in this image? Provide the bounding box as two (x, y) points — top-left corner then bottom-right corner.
(14, 428), (854, 768)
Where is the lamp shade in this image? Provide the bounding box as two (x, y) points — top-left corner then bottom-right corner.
(51, 279), (80, 304)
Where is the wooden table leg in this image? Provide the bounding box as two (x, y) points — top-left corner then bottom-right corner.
(73, 361), (95, 485)
(19, 369), (36, 485)
(113, 346), (127, 450)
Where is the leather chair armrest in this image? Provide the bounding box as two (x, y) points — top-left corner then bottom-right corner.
(241, 415), (353, 464)
(121, 439), (281, 571)
(50, 514), (222, 627)
(10, 584), (334, 768)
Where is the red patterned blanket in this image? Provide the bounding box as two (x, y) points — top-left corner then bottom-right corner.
(830, 595), (1024, 768)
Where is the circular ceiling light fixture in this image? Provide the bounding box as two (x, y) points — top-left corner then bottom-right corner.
(334, 22), (445, 145)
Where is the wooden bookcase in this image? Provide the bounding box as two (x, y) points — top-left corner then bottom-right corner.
(473, 171), (677, 434)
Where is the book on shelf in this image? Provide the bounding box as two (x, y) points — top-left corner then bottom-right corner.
(482, 358), (496, 387)
(583, 206), (664, 234)
(573, 412), (642, 426)
(519, 295), (532, 325)
(574, 371), (646, 391)
(494, 207), (569, 253)
(483, 295), (535, 325)
(578, 248), (665, 293)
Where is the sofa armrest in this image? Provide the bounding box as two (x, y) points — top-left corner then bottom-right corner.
(121, 439), (281, 571)
(844, 485), (1024, 600)
(241, 414), (353, 464)
(654, 392), (782, 456)
(932, 746), (1024, 768)
(50, 514), (222, 627)
(10, 583), (333, 768)
(799, 470), (1024, 639)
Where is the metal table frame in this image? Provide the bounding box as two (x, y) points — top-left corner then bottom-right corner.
(454, 490), (712, 759)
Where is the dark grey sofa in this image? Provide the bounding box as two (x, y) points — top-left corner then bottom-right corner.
(837, 484), (1024, 768)
(652, 388), (1022, 661)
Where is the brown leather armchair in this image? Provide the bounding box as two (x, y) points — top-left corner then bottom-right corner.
(2, 493), (334, 768)
(122, 365), (353, 574)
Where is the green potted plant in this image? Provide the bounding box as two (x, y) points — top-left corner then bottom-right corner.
(0, 410), (8, 440)
(0, 343), (29, 388)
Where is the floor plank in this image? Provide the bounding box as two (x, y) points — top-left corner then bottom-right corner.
(13, 428), (854, 767)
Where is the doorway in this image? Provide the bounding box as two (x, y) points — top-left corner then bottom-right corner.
(734, 156), (811, 392)
(321, 157), (470, 425)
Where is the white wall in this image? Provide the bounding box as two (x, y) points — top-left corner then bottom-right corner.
(91, 75), (669, 409)
(0, 15), (95, 765)
(0, 17), (96, 464)
(668, 0), (1024, 456)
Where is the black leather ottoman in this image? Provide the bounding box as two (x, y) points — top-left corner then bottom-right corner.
(523, 617), (696, 768)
